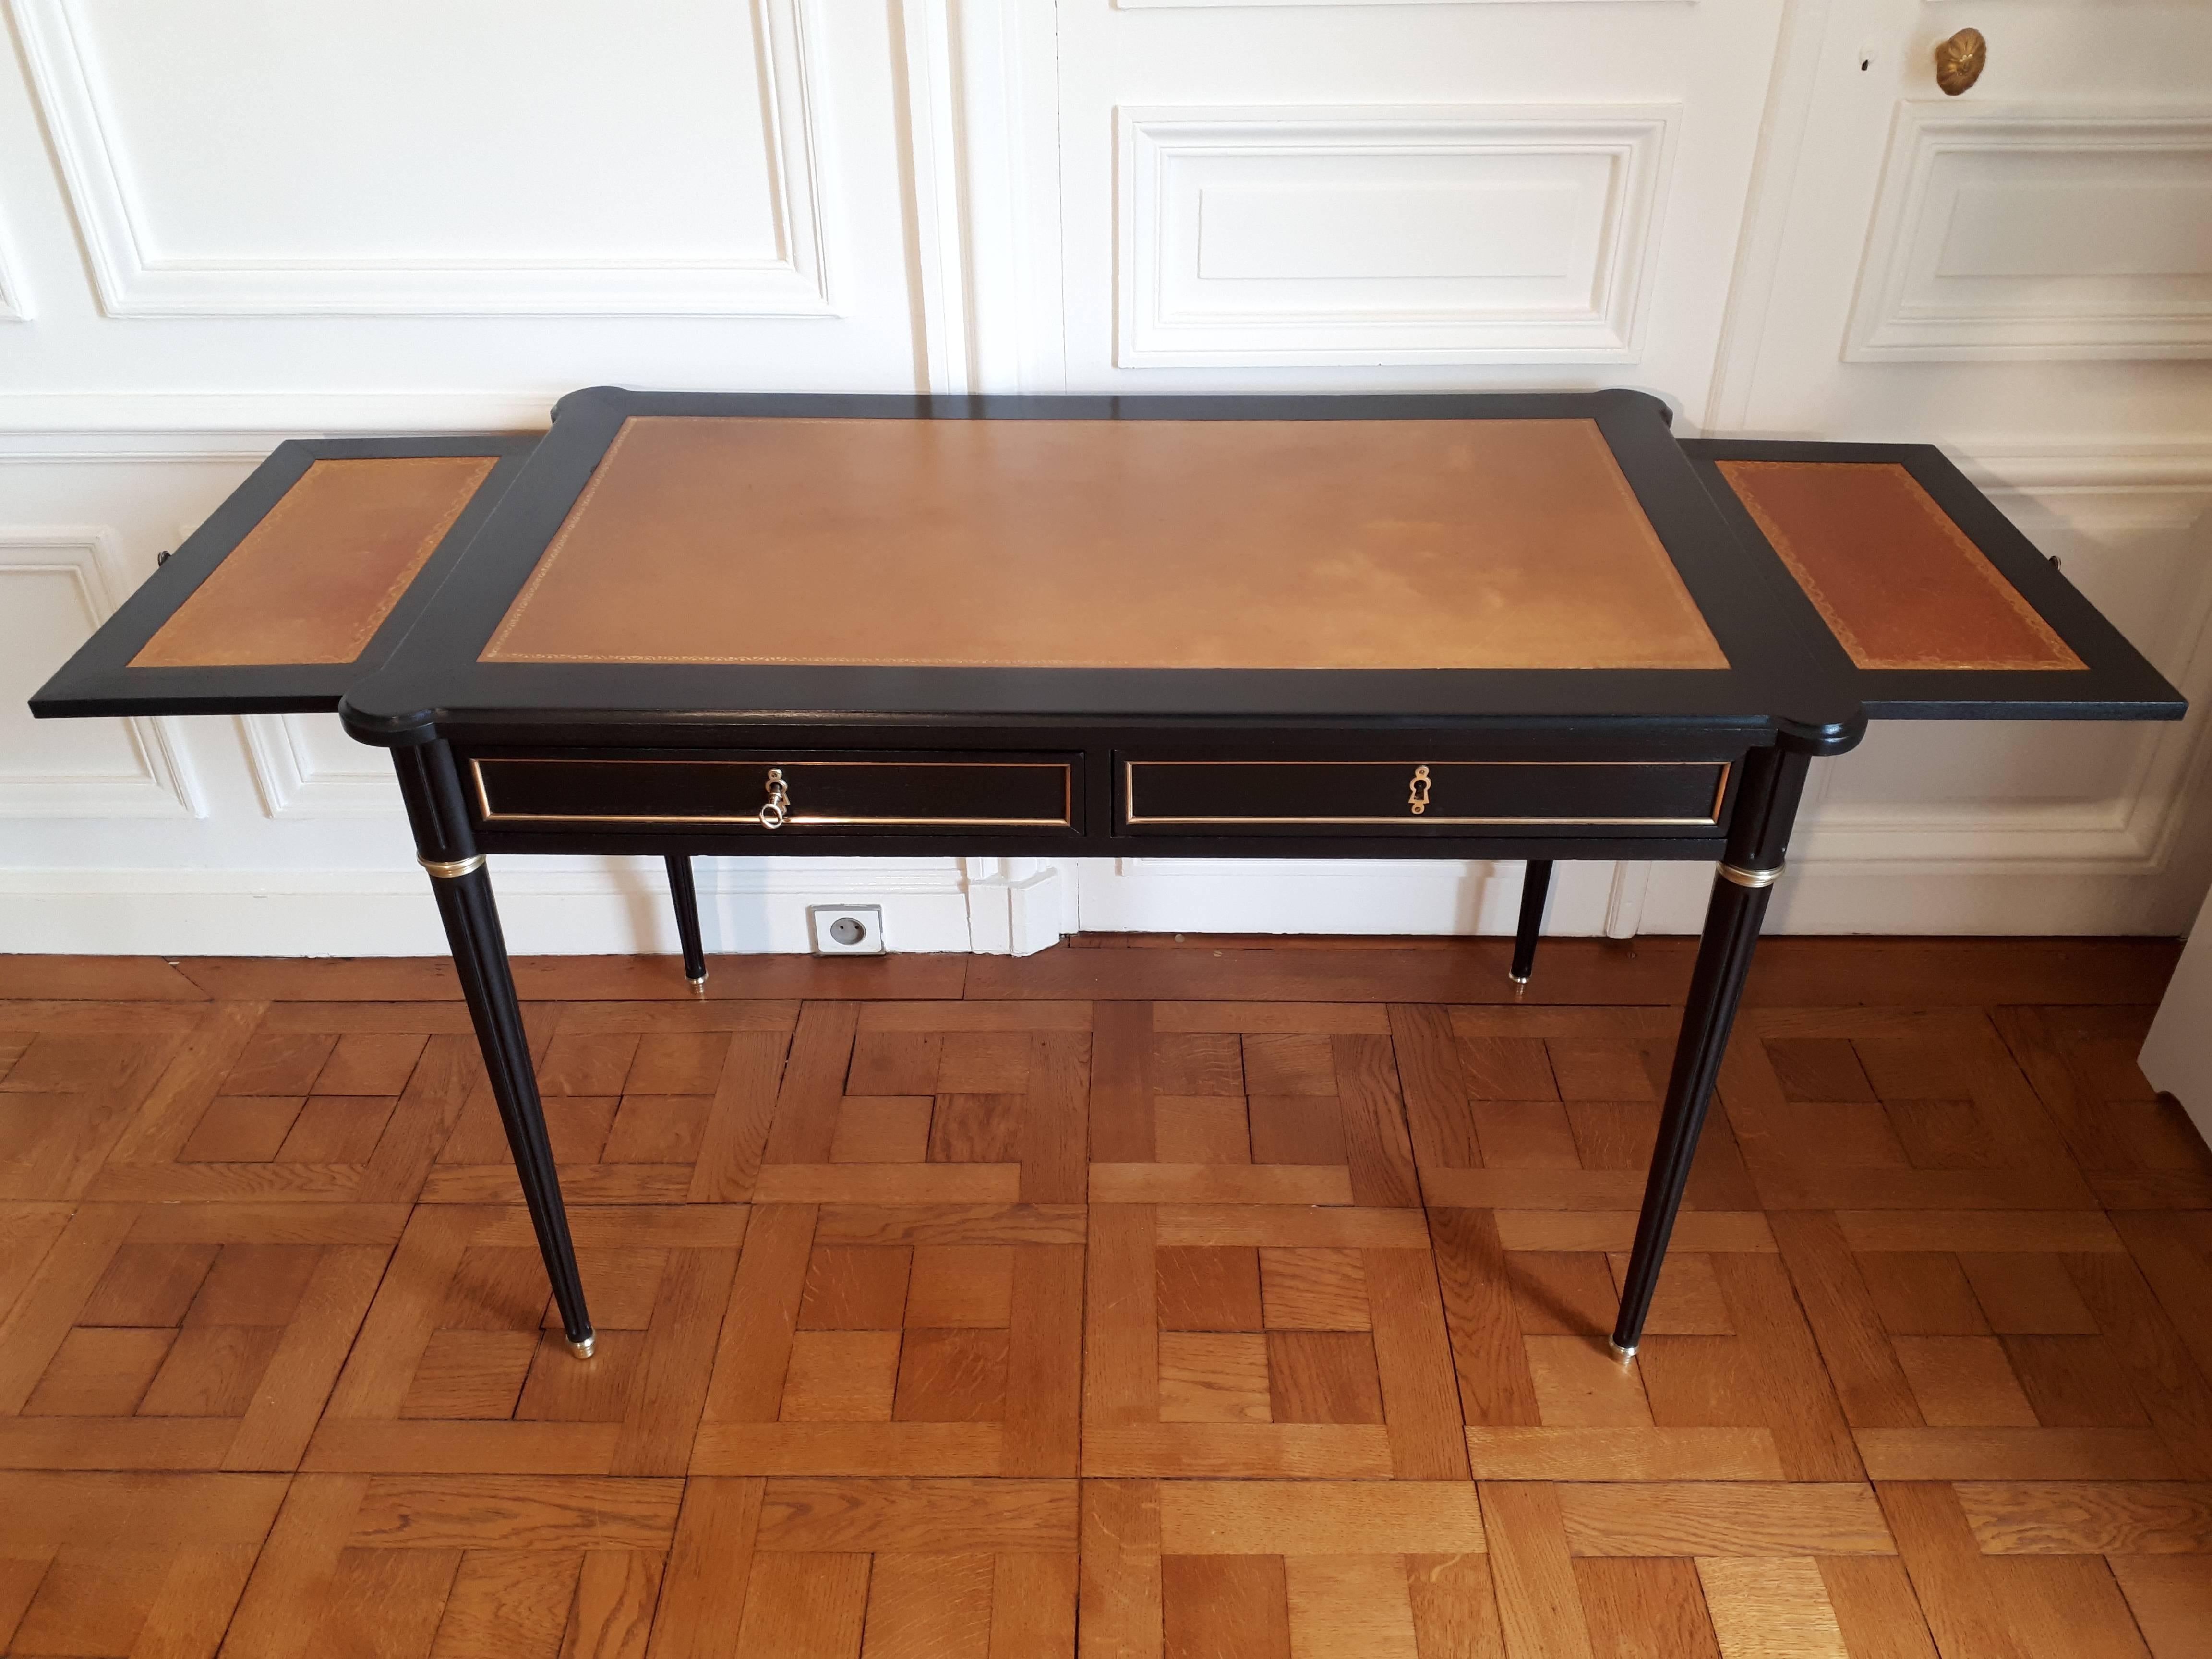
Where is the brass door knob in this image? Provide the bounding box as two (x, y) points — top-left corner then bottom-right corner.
(1936, 27), (1986, 96)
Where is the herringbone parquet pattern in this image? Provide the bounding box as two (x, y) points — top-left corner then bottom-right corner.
(1, 937), (2207, 1657)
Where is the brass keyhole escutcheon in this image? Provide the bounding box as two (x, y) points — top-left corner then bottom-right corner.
(1408, 765), (1432, 816)
(759, 767), (790, 830)
(1935, 27), (1986, 96)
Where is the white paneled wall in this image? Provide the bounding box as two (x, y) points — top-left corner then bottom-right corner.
(14, 0), (830, 317)
(4, 0), (2211, 956)
(1847, 105), (2212, 361)
(1116, 105), (1677, 364)
(0, 528), (199, 819)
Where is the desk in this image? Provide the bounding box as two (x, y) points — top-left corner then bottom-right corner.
(35, 388), (2184, 1364)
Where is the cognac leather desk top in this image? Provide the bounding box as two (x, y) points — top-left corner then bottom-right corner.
(480, 415), (1727, 673)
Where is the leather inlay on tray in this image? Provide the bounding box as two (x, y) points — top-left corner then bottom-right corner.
(132, 456), (497, 668)
(481, 416), (1729, 671)
(1717, 459), (2083, 673)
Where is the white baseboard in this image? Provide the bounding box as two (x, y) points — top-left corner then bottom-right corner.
(3, 851), (2199, 955)
(1075, 858), (1633, 939)
(1076, 854), (2207, 941)
(1760, 866), (2202, 938)
(0, 858), (979, 957)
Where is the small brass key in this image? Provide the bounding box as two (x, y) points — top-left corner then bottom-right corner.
(759, 767), (790, 829)
(1409, 765), (1431, 816)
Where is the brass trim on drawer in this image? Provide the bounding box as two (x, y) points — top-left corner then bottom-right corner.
(472, 757), (1076, 829)
(1122, 759), (1730, 828)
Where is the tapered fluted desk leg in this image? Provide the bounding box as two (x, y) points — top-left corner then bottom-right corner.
(395, 740), (595, 1358)
(666, 855), (707, 991)
(1510, 859), (1552, 985)
(1611, 745), (1812, 1359)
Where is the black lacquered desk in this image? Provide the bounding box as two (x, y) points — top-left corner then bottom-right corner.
(33, 388), (2184, 1364)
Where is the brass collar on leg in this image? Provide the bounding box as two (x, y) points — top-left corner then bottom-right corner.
(1718, 860), (1782, 889)
(418, 853), (486, 879)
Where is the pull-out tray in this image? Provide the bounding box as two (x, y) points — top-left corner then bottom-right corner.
(32, 435), (536, 718)
(1683, 438), (2180, 722)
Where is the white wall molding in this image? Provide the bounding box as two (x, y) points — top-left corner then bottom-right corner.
(238, 713), (399, 820)
(1603, 861), (1651, 940)
(0, 429), (307, 466)
(894, 0), (1043, 397)
(1701, 0), (1833, 429)
(0, 215), (25, 321)
(13, 0), (833, 317)
(0, 529), (202, 819)
(962, 857), (1073, 956)
(1794, 795), (2194, 876)
(1951, 439), (2212, 494)
(1116, 104), (1678, 366)
(898, 0), (975, 395)
(951, 0), (1050, 395)
(1848, 102), (2212, 361)
(0, 393), (558, 447)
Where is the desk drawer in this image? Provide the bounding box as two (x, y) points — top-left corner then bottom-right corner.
(471, 753), (1078, 834)
(1122, 758), (1730, 831)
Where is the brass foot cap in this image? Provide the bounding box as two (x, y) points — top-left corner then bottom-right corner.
(1609, 1339), (1637, 1362)
(1507, 971), (1531, 986)
(568, 1334), (596, 1361)
(686, 974), (708, 995)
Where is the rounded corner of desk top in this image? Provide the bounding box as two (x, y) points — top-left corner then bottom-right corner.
(127, 453), (503, 672)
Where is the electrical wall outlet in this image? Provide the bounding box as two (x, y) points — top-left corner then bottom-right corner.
(809, 904), (885, 955)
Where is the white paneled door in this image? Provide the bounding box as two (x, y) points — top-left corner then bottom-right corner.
(2, 0), (2209, 954)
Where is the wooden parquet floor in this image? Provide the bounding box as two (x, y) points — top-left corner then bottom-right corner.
(1, 935), (2209, 1658)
